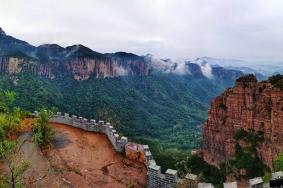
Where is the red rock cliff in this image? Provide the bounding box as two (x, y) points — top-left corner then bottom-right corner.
(0, 54), (149, 81)
(0, 30), (150, 80)
(202, 74), (283, 169)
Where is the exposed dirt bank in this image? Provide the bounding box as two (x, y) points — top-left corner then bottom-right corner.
(1, 121), (147, 188)
(46, 123), (147, 188)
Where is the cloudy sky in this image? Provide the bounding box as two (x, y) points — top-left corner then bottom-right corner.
(1, 0), (283, 62)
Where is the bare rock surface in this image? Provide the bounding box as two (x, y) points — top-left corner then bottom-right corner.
(202, 74), (283, 169)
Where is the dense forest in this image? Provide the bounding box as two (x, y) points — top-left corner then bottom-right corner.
(0, 72), (231, 169)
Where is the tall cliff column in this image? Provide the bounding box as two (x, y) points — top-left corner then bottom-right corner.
(202, 74), (283, 169)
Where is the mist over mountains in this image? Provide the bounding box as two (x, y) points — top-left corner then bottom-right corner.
(1, 26), (280, 81)
(196, 56), (283, 76)
(0, 26), (280, 169)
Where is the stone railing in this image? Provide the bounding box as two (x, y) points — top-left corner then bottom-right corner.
(143, 144), (178, 188)
(178, 171), (283, 188)
(48, 112), (128, 152)
(34, 111), (179, 187)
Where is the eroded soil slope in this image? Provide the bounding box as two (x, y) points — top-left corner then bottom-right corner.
(1, 121), (147, 188)
(46, 123), (147, 188)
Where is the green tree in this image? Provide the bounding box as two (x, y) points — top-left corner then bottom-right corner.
(0, 140), (29, 188)
(0, 91), (15, 113)
(176, 155), (225, 187)
(0, 91), (29, 188)
(274, 152), (283, 171)
(33, 109), (54, 148)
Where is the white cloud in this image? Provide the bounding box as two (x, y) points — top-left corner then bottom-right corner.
(115, 66), (128, 76)
(1, 0), (283, 62)
(174, 61), (190, 75)
(193, 59), (213, 79)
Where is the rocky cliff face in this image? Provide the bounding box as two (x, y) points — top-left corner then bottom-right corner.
(202, 74), (283, 169)
(0, 27), (242, 82)
(0, 31), (150, 80)
(0, 55), (149, 80)
(0, 28), (150, 80)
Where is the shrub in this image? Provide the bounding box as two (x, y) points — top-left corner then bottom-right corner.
(33, 109), (54, 148)
(269, 74), (283, 90)
(262, 172), (272, 183)
(229, 129), (269, 178)
(218, 103), (227, 110)
(176, 155), (225, 187)
(274, 152), (283, 171)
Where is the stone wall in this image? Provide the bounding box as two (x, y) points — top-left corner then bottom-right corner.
(143, 144), (178, 188)
(147, 163), (178, 188)
(49, 112), (128, 152)
(44, 111), (178, 187)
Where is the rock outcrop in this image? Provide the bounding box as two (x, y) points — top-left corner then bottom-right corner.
(0, 27), (6, 35)
(202, 74), (283, 169)
(0, 50), (149, 80)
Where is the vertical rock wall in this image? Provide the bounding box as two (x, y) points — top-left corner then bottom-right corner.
(202, 75), (283, 169)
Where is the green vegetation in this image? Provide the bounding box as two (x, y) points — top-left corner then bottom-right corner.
(274, 152), (283, 171)
(0, 72), (229, 169)
(225, 129), (268, 179)
(0, 91), (29, 188)
(176, 155), (224, 187)
(33, 109), (54, 148)
(218, 103), (227, 110)
(176, 128), (270, 187)
(269, 74), (283, 90)
(262, 172), (272, 183)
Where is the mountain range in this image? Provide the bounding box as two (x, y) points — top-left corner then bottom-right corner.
(198, 56), (283, 77)
(0, 27), (267, 169)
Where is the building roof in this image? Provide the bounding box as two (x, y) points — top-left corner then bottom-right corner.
(185, 173), (197, 180)
(223, 182), (237, 188)
(249, 177), (263, 185)
(272, 171), (283, 180)
(198, 183), (214, 188)
(166, 169), (178, 176)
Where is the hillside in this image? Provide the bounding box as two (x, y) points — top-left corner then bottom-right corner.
(0, 73), (226, 169)
(0, 27), (244, 169)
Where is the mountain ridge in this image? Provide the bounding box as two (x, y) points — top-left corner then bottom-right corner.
(0, 27), (244, 82)
(0, 27), (252, 170)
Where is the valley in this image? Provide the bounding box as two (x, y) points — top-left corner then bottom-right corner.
(0, 26), (283, 188)
(0, 27), (245, 170)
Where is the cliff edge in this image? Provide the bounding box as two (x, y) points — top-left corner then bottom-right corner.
(202, 74), (283, 169)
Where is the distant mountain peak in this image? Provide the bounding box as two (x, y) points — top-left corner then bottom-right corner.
(0, 27), (6, 35)
(66, 44), (92, 53)
(38, 44), (64, 49)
